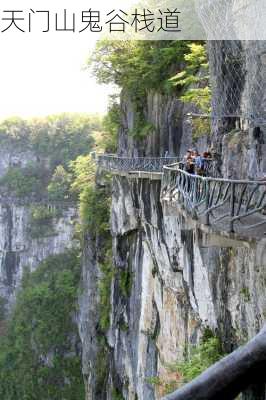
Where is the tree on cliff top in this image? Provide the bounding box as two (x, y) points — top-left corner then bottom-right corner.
(87, 40), (191, 96)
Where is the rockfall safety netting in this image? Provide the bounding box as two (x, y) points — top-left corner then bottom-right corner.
(195, 0), (265, 40)
(194, 0), (266, 124)
(207, 41), (266, 124)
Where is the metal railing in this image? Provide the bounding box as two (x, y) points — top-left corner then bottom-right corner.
(97, 154), (180, 173)
(178, 158), (218, 178)
(97, 154), (266, 235)
(162, 164), (266, 234)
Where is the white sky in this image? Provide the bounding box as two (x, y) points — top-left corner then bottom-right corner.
(0, 0), (262, 119)
(0, 37), (112, 118)
(0, 0), (133, 119)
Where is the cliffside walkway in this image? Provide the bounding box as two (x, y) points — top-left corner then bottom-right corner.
(97, 154), (266, 237)
(162, 164), (266, 238)
(97, 154), (179, 180)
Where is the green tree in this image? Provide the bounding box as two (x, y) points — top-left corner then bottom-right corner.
(70, 154), (110, 237)
(0, 251), (84, 400)
(88, 40), (193, 138)
(48, 165), (72, 201)
(88, 40), (190, 95)
(0, 164), (46, 198)
(169, 43), (210, 113)
(0, 113), (103, 198)
(101, 95), (120, 153)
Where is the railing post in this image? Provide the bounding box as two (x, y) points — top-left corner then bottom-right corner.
(230, 182), (235, 233)
(205, 180), (210, 226)
(193, 177), (198, 206)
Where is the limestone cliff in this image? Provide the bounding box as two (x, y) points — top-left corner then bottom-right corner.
(79, 40), (266, 400)
(0, 145), (77, 311)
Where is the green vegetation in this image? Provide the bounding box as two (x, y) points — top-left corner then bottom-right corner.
(101, 95), (120, 153)
(129, 120), (155, 140)
(88, 40), (190, 96)
(47, 165), (72, 201)
(79, 186), (110, 238)
(70, 150), (113, 334)
(0, 110), (115, 399)
(0, 163), (45, 198)
(95, 337), (109, 395)
(0, 251), (84, 400)
(174, 336), (223, 384)
(98, 256), (114, 332)
(240, 287), (251, 303)
(0, 113), (101, 158)
(88, 40), (191, 138)
(0, 113), (102, 199)
(28, 205), (62, 238)
(0, 297), (6, 321)
(112, 388), (124, 400)
(70, 154), (110, 238)
(119, 270), (133, 298)
(148, 333), (224, 396)
(169, 43), (211, 141)
(169, 43), (210, 114)
(89, 41), (212, 141)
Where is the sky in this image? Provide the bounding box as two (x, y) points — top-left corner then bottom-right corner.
(0, 37), (112, 118)
(0, 0), (134, 119)
(0, 0), (261, 119)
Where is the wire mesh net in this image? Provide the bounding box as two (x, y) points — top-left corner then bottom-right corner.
(195, 0), (265, 40)
(209, 41), (266, 124)
(194, 0), (266, 124)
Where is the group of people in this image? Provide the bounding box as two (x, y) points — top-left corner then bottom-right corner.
(181, 149), (213, 175)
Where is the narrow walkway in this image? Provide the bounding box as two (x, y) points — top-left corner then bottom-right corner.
(97, 154), (179, 174)
(162, 165), (266, 238)
(97, 154), (266, 238)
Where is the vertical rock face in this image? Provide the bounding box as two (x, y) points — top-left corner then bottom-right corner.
(108, 176), (266, 400)
(0, 202), (77, 307)
(118, 91), (202, 158)
(78, 234), (101, 400)
(0, 146), (78, 309)
(80, 41), (266, 400)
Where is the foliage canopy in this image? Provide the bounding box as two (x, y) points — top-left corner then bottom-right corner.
(88, 40), (191, 98)
(0, 251), (84, 400)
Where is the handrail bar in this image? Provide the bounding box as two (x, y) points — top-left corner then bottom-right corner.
(98, 155), (180, 160)
(163, 165), (266, 185)
(162, 165), (266, 235)
(97, 154), (181, 173)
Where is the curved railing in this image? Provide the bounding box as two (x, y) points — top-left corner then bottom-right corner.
(97, 154), (180, 173)
(97, 153), (266, 236)
(162, 164), (266, 234)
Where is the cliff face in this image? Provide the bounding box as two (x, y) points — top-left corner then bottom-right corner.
(109, 176), (266, 399)
(0, 202), (76, 305)
(0, 145), (77, 310)
(78, 233), (102, 400)
(118, 91), (208, 158)
(80, 41), (266, 400)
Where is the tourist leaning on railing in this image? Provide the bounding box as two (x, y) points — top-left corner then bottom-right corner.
(181, 149), (214, 177)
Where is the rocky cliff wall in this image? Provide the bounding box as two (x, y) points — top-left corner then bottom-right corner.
(0, 146), (78, 310)
(118, 91), (208, 158)
(106, 176), (266, 400)
(80, 40), (266, 400)
(0, 202), (77, 308)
